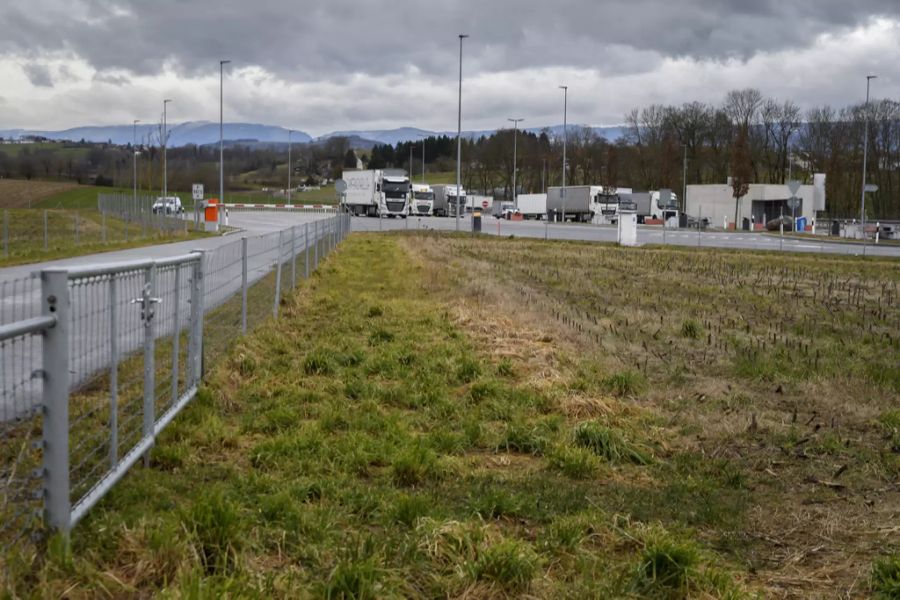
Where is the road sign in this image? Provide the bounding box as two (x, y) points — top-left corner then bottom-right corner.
(787, 197), (801, 210)
(192, 183), (204, 201)
(787, 180), (801, 196)
(334, 179), (347, 194)
(482, 200), (489, 208)
(864, 184), (878, 193)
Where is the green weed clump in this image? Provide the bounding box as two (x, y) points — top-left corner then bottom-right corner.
(633, 535), (700, 597)
(547, 445), (600, 479)
(872, 555), (900, 599)
(601, 370), (647, 397)
(303, 348), (334, 375)
(470, 539), (538, 592)
(186, 491), (242, 575)
(574, 421), (651, 465)
(680, 319), (702, 339)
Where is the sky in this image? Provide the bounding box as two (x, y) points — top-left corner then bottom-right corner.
(1, 0), (899, 135)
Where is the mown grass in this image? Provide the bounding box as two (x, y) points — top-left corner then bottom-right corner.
(0, 208), (208, 267)
(6, 234), (752, 597)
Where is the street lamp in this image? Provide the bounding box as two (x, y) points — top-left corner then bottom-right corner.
(508, 118), (523, 210)
(456, 34), (468, 231)
(220, 59), (231, 218)
(163, 99), (172, 202)
(861, 75), (877, 238)
(559, 85), (568, 222)
(416, 133), (427, 182)
(287, 130), (293, 204)
(133, 119), (140, 204)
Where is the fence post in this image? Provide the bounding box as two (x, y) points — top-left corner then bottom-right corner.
(142, 264), (157, 467)
(2, 209), (8, 258)
(314, 220), (319, 270)
(274, 230), (283, 319)
(109, 277), (119, 468)
(290, 225), (297, 289)
(170, 266), (182, 404)
(189, 252), (205, 387)
(304, 223), (310, 279)
(42, 268), (71, 535)
(44, 210), (48, 251)
(241, 237), (248, 334)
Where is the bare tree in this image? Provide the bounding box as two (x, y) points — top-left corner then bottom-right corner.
(731, 126), (752, 227)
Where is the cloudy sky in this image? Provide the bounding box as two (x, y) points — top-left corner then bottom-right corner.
(1, 0), (898, 135)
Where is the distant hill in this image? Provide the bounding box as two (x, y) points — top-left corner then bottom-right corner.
(0, 122), (313, 147)
(315, 125), (627, 146)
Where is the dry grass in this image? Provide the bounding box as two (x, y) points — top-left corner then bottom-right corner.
(401, 233), (900, 599)
(0, 180), (79, 209)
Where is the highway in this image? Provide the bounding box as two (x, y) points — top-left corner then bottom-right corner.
(350, 214), (900, 258)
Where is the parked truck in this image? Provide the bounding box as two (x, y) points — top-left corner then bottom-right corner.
(432, 184), (466, 217)
(408, 183), (434, 216)
(549, 186), (633, 222)
(341, 169), (410, 217)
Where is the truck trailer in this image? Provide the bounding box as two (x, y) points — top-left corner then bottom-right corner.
(432, 184), (466, 217)
(548, 186), (633, 222)
(516, 194), (547, 220)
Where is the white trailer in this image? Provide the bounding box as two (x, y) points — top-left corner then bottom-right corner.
(432, 184), (466, 217)
(547, 186), (631, 222)
(409, 183), (434, 216)
(516, 194), (547, 220)
(341, 170), (378, 217)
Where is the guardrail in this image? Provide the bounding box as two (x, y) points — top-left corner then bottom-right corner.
(0, 213), (350, 550)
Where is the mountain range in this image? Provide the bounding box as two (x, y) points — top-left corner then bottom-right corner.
(0, 122), (626, 148)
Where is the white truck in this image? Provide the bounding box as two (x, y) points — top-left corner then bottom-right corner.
(547, 186), (632, 222)
(516, 194), (547, 220)
(408, 183), (434, 216)
(152, 196), (184, 215)
(341, 169), (411, 217)
(432, 184), (466, 217)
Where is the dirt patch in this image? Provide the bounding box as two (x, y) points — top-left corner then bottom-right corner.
(0, 179), (78, 208)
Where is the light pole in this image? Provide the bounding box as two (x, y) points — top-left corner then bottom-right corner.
(456, 34), (468, 231)
(682, 144), (687, 218)
(287, 130), (293, 204)
(163, 99), (172, 202)
(861, 75), (876, 239)
(508, 118), (523, 209)
(220, 59), (231, 218)
(416, 134), (427, 182)
(559, 85), (568, 222)
(133, 120), (140, 205)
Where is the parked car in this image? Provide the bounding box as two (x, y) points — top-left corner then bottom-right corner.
(152, 196), (184, 215)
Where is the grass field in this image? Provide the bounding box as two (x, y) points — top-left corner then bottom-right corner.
(5, 234), (899, 597)
(0, 179), (80, 209)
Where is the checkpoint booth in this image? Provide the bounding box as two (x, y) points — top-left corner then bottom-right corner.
(203, 199), (219, 232)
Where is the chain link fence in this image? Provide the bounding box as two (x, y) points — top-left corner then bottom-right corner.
(0, 213), (349, 566)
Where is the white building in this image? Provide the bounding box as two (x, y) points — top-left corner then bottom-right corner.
(686, 174), (826, 229)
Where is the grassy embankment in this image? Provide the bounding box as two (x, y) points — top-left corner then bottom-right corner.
(6, 234), (899, 597)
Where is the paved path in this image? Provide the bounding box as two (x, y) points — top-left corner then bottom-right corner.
(351, 215), (900, 258)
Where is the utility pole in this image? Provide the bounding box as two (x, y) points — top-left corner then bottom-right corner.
(456, 34), (468, 231)
(559, 85), (568, 222)
(417, 134), (427, 182)
(287, 130), (293, 204)
(163, 99), (172, 202)
(508, 118), (523, 210)
(682, 144), (687, 217)
(861, 75), (877, 241)
(220, 59), (231, 219)
(133, 120), (140, 206)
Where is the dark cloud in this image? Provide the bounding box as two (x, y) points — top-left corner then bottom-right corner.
(1, 0), (899, 80)
(21, 62), (53, 87)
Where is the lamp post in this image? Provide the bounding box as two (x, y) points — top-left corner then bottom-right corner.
(133, 119), (140, 205)
(682, 144), (687, 217)
(456, 34), (468, 231)
(287, 130), (293, 204)
(559, 85), (568, 222)
(508, 118), (523, 210)
(220, 59), (231, 219)
(163, 99), (172, 202)
(861, 75), (876, 240)
(416, 133), (427, 182)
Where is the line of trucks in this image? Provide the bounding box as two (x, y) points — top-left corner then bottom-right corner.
(340, 170), (678, 223)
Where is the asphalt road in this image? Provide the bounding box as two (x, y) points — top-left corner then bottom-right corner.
(351, 214), (900, 258)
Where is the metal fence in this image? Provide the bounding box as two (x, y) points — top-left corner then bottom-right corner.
(0, 213), (349, 551)
(97, 193), (190, 235)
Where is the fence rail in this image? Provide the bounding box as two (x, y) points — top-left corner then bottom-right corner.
(0, 213), (350, 551)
